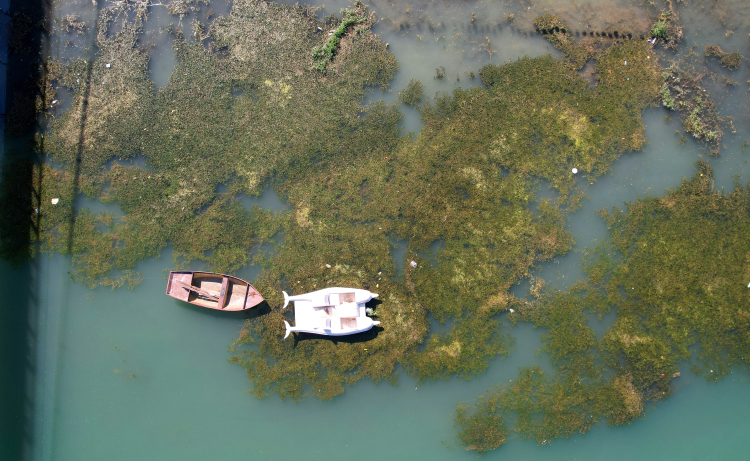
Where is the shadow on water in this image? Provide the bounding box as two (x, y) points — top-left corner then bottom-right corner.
(0, 0), (97, 458)
(0, 0), (47, 458)
(172, 298), (273, 322)
(293, 325), (384, 346)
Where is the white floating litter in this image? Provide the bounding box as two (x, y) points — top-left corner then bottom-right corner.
(572, 167), (578, 174)
(410, 260), (418, 268)
(51, 198), (59, 205)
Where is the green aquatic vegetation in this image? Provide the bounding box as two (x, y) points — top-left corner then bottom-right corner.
(661, 64), (723, 147)
(651, 21), (668, 39)
(364, 40), (656, 382)
(397, 78), (424, 106)
(46, 11), (154, 175)
(457, 289), (614, 452)
(659, 84), (675, 110)
(405, 314), (511, 383)
(456, 162), (750, 452)
(230, 213), (429, 400)
(599, 161), (750, 380)
(456, 401), (508, 452)
(36, 0), (396, 288)
(705, 45), (742, 70)
(311, 2), (370, 73)
(649, 11), (683, 50)
(476, 41), (658, 202)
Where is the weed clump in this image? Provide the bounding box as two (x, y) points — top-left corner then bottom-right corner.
(61, 14), (87, 34)
(659, 83), (675, 110)
(649, 11), (682, 50)
(477, 40), (659, 204)
(651, 21), (667, 39)
(705, 45), (742, 70)
(311, 2), (370, 73)
(456, 402), (508, 453)
(661, 64), (723, 147)
(398, 78), (424, 106)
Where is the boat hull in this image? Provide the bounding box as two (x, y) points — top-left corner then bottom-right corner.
(282, 287), (380, 338)
(166, 271), (263, 311)
(283, 320), (379, 338)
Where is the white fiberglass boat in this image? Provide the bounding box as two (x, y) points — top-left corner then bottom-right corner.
(282, 287), (380, 338)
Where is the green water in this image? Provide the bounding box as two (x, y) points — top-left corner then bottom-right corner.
(3, 0), (750, 459)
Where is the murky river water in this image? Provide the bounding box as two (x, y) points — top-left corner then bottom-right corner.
(2, 0), (749, 459)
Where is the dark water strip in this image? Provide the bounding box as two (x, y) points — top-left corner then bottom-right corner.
(0, 0), (54, 458)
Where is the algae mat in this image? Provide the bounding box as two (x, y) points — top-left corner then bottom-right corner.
(2, 0), (750, 459)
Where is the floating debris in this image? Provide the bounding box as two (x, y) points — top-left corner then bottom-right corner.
(705, 45), (742, 70)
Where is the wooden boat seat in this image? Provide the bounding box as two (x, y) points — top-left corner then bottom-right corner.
(217, 276), (229, 309)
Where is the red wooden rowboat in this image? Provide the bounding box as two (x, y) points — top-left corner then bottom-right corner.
(166, 271), (264, 311)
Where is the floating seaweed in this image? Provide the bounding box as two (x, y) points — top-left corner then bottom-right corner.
(456, 162), (750, 452)
(705, 45), (742, 70)
(660, 64), (724, 147)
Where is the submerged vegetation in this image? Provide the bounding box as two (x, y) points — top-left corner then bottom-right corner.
(4, 0), (748, 455)
(456, 162), (750, 452)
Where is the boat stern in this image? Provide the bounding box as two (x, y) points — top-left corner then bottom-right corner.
(166, 271), (193, 301)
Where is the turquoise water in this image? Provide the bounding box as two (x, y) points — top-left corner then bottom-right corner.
(5, 252), (750, 460)
(3, 0), (750, 459)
